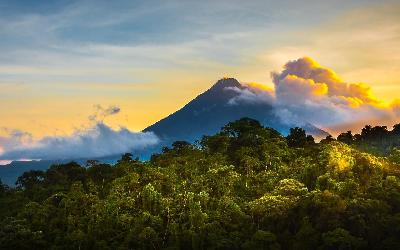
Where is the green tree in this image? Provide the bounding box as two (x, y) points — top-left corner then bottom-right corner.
(337, 131), (353, 145)
(320, 228), (366, 250)
(286, 127), (315, 148)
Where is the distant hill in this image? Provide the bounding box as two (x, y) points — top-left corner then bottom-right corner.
(0, 160), (64, 186)
(0, 156), (120, 186)
(144, 78), (329, 144)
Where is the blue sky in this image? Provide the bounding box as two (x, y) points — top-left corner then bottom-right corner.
(0, 0), (381, 68)
(0, 0), (400, 162)
(0, 0), (375, 45)
(0, 0), (399, 136)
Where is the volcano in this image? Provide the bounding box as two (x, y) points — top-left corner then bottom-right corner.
(144, 78), (329, 145)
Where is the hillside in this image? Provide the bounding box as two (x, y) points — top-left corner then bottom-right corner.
(1, 118), (400, 249)
(144, 78), (329, 144)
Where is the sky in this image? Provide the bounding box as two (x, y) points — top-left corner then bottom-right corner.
(0, 0), (400, 162)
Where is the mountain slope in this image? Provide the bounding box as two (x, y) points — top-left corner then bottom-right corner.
(144, 78), (329, 144)
(0, 78), (329, 186)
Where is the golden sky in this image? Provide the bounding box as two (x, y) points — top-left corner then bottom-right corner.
(0, 1), (399, 138)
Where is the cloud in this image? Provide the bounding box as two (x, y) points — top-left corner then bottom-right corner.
(227, 57), (399, 133)
(89, 104), (121, 122)
(0, 106), (159, 162)
(0, 129), (33, 151)
(272, 57), (396, 128)
(272, 57), (380, 104)
(274, 74), (328, 105)
(226, 83), (275, 105)
(0, 123), (158, 161)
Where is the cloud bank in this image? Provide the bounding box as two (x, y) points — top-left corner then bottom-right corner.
(0, 105), (159, 162)
(227, 57), (399, 132)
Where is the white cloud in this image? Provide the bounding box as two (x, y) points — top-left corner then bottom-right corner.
(0, 105), (159, 162)
(226, 84), (275, 105)
(0, 123), (158, 161)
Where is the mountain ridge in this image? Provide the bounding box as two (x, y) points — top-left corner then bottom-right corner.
(144, 78), (329, 144)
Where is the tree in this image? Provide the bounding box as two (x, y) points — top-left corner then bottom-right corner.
(45, 162), (86, 188)
(360, 125), (388, 142)
(321, 228), (366, 250)
(2, 118), (400, 249)
(242, 230), (281, 250)
(320, 135), (335, 144)
(337, 131), (353, 145)
(85, 159), (100, 168)
(171, 141), (193, 151)
(118, 153), (134, 163)
(0, 218), (46, 249)
(221, 117), (264, 138)
(286, 127), (315, 148)
(389, 148), (400, 165)
(392, 124), (400, 136)
(201, 134), (230, 153)
(0, 179), (8, 197)
(16, 170), (45, 190)
(293, 217), (319, 250)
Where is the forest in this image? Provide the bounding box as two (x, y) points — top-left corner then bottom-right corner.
(1, 118), (400, 250)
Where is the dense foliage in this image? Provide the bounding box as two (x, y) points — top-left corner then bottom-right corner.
(1, 118), (400, 249)
(335, 124), (400, 155)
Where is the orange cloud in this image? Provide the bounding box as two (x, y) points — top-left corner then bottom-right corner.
(272, 57), (384, 105)
(347, 83), (381, 106)
(391, 99), (400, 116)
(244, 82), (274, 92)
(276, 74), (328, 103)
(332, 96), (364, 109)
(268, 57), (399, 133)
